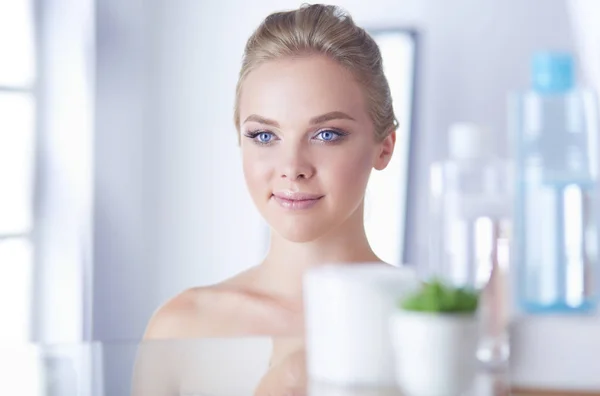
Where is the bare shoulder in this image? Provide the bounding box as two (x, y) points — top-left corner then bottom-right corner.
(143, 267), (264, 340)
(142, 286), (212, 340)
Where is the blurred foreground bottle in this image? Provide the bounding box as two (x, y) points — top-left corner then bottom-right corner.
(428, 123), (512, 289)
(511, 52), (600, 314)
(428, 123), (512, 366)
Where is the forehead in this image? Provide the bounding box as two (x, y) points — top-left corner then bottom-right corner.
(238, 55), (370, 127)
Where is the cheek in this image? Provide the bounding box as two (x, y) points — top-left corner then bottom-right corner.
(242, 150), (273, 196)
(321, 146), (374, 197)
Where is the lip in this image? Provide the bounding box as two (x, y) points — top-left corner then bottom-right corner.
(272, 191), (324, 210)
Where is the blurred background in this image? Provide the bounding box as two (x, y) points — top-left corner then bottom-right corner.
(1, 0), (599, 349)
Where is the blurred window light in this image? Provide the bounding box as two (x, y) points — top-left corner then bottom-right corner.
(0, 0), (35, 87)
(364, 30), (417, 266)
(0, 93), (35, 234)
(0, 238), (33, 342)
(0, 0), (35, 342)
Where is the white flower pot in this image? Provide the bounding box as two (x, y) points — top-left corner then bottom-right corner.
(389, 311), (478, 396)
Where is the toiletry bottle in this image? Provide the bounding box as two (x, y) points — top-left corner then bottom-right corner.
(512, 52), (600, 313)
(428, 123), (512, 290)
(428, 123), (513, 366)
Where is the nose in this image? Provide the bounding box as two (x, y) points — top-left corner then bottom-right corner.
(279, 145), (315, 181)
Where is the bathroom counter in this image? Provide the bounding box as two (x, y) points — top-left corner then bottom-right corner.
(2, 338), (599, 395)
(310, 372), (600, 396)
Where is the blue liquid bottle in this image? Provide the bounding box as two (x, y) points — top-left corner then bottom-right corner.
(512, 52), (600, 313)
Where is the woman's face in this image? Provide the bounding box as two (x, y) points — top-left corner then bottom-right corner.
(238, 55), (395, 243)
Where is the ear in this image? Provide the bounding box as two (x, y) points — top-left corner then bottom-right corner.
(374, 128), (396, 171)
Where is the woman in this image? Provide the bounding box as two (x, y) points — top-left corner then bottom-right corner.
(140, 3), (397, 394)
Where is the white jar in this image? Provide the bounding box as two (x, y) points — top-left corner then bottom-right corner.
(304, 264), (419, 387)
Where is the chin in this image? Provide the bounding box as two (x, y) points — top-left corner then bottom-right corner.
(271, 220), (332, 243)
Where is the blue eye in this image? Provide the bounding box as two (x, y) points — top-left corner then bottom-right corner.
(244, 130), (277, 145)
(257, 132), (274, 143)
(315, 129), (343, 142)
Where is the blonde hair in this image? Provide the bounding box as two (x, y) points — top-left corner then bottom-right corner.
(233, 3), (398, 141)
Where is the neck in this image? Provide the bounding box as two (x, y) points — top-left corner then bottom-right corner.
(259, 204), (381, 306)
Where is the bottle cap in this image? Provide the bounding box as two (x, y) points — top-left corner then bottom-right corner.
(531, 51), (574, 93)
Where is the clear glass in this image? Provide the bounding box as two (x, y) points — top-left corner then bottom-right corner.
(513, 90), (600, 313)
(0, 339), (509, 396)
(428, 157), (512, 289)
(428, 157), (513, 368)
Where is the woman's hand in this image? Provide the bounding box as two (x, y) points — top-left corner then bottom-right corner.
(254, 348), (307, 396)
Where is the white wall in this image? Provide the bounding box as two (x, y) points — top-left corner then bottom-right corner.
(91, 0), (576, 342)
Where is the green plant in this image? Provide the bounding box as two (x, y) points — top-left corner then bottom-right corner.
(399, 279), (479, 313)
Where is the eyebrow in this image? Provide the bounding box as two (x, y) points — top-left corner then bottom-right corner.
(310, 111), (356, 125)
(243, 111), (356, 128)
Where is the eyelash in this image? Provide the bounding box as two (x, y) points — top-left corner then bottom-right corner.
(243, 128), (349, 146)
